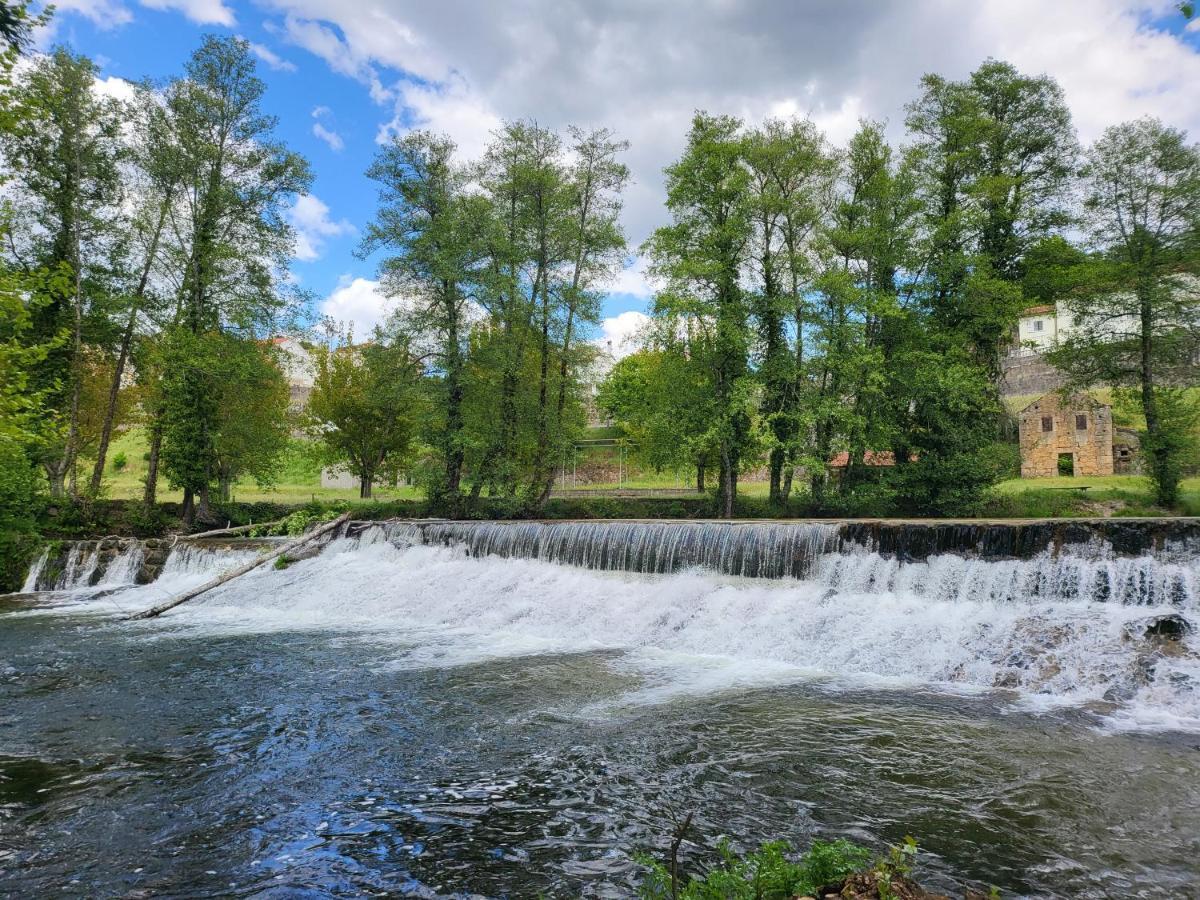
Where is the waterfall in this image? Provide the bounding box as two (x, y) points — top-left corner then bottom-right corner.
(421, 521), (840, 579)
(19, 548), (49, 593)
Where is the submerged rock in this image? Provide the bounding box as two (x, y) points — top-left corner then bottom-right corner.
(1141, 614), (1193, 642)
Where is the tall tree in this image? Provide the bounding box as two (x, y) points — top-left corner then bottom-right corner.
(905, 59), (1078, 379)
(647, 113), (753, 518)
(362, 132), (482, 504)
(743, 117), (837, 503)
(0, 47), (125, 497)
(87, 87), (181, 496)
(1050, 118), (1200, 506)
(151, 36), (311, 523)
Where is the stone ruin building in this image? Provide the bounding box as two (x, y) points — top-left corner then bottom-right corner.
(1018, 392), (1117, 478)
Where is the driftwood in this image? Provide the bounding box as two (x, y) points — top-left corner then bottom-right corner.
(179, 520), (284, 541)
(128, 512), (351, 620)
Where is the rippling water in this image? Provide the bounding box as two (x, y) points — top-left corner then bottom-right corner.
(2, 531), (1200, 897)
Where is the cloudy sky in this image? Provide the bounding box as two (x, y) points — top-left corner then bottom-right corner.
(39, 0), (1200, 348)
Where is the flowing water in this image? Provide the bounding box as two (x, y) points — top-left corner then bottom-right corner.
(2, 521), (1199, 898)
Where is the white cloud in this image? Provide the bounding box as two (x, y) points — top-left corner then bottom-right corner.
(50, 0), (134, 29)
(319, 276), (396, 338)
(313, 121), (344, 151)
(93, 74), (138, 104)
(311, 106), (344, 151)
(595, 310), (649, 359)
(248, 41), (296, 72)
(139, 0), (234, 26)
(261, 0), (1200, 257)
(44, 0), (234, 37)
(377, 74), (501, 159)
(288, 193), (355, 262)
(605, 256), (654, 299)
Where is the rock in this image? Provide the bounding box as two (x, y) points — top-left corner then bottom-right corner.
(1142, 614), (1193, 642)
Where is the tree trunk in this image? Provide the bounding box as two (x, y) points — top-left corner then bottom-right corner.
(181, 488), (195, 526)
(197, 483), (214, 524)
(142, 421), (162, 511)
(696, 462), (705, 493)
(89, 306), (137, 496)
(89, 198), (168, 496)
(719, 443), (735, 519)
(768, 448), (784, 505)
(129, 512), (351, 620)
(359, 474), (372, 499)
(46, 461), (67, 500)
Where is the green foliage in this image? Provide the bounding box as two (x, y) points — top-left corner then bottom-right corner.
(1048, 118), (1200, 508)
(111, 451), (127, 472)
(306, 340), (421, 499)
(0, 441), (42, 591)
(636, 837), (872, 900)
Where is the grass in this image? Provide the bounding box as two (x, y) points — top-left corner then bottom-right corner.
(986, 474), (1200, 517)
(81, 428), (1200, 519)
(88, 428), (422, 506)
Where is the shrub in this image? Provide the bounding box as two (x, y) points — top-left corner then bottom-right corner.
(112, 451), (128, 472)
(636, 836), (873, 900)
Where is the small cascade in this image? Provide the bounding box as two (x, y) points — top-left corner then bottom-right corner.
(157, 542), (261, 581)
(97, 543), (144, 588)
(421, 520), (841, 579)
(20, 548), (49, 593)
(816, 547), (1199, 608)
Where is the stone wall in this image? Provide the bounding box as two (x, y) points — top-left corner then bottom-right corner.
(1000, 353), (1066, 397)
(1019, 393), (1114, 478)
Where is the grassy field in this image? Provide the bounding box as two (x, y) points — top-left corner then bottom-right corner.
(90, 429), (422, 505)
(86, 427), (1200, 517)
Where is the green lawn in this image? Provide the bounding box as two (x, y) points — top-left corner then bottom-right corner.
(86, 428), (1199, 517)
(987, 474), (1200, 517)
(89, 428), (422, 505)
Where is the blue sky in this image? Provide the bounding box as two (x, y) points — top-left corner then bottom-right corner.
(38, 0), (1200, 349)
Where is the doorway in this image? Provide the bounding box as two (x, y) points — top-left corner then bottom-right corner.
(1057, 453), (1075, 477)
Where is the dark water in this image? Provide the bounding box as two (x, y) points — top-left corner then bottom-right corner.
(2, 604), (1199, 898)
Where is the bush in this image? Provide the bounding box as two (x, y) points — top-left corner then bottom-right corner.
(112, 451), (128, 472)
(0, 442), (43, 591)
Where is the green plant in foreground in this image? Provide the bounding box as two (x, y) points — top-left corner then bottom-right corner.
(273, 554), (293, 570)
(636, 836), (872, 899)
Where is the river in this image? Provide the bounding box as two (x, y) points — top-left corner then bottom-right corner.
(2, 522), (1199, 897)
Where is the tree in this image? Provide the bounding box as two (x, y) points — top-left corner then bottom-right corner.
(743, 117), (837, 503)
(1050, 118), (1200, 506)
(597, 348), (718, 491)
(362, 132), (482, 503)
(646, 113), (754, 517)
(306, 341), (421, 499)
(905, 59), (1078, 379)
(212, 339), (290, 501)
(0, 47), (126, 497)
(149, 36), (311, 522)
(88, 86), (183, 496)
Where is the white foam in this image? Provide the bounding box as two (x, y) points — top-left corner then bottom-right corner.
(126, 540), (1200, 732)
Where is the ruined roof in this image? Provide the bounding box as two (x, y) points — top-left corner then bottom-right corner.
(1020, 304), (1055, 317)
(1017, 391), (1108, 416)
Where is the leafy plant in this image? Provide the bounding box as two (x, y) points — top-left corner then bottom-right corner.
(636, 836), (873, 900)
(111, 451), (127, 472)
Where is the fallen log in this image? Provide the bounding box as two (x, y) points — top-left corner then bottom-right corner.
(178, 520), (284, 541)
(128, 512), (351, 620)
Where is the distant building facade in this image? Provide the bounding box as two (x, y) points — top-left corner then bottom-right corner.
(1018, 392), (1115, 478)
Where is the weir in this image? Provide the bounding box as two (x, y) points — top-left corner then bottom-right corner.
(10, 515), (1200, 732)
(18, 517), (1200, 609)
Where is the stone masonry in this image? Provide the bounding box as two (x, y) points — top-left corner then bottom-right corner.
(1018, 392), (1114, 478)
